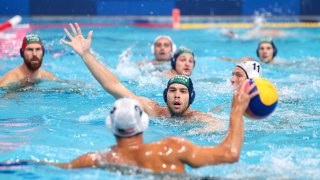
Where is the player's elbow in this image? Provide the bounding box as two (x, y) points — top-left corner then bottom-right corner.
(223, 147), (240, 163)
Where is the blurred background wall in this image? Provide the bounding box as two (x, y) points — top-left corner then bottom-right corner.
(1, 0), (319, 17)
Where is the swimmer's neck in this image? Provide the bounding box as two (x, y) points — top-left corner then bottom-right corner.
(155, 57), (170, 62)
(116, 133), (144, 149)
(169, 107), (192, 118)
(260, 58), (274, 64)
(150, 59), (169, 65)
(20, 64), (41, 78)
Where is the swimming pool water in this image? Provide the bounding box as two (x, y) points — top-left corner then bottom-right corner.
(0, 17), (320, 179)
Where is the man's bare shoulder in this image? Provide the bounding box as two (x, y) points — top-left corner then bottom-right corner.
(39, 69), (57, 80)
(157, 136), (192, 146)
(0, 68), (22, 87)
(1, 67), (21, 77)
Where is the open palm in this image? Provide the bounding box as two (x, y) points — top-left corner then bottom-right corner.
(62, 23), (93, 56)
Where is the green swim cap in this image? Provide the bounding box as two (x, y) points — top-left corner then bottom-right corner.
(167, 75), (191, 88)
(259, 38), (274, 44)
(21, 34), (43, 50)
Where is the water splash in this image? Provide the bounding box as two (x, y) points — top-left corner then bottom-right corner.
(115, 47), (141, 80)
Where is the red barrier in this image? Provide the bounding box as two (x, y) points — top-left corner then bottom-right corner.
(0, 15), (22, 31)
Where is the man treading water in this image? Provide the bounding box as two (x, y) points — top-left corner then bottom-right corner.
(0, 34), (57, 88)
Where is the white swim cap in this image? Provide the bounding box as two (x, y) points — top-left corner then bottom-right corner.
(236, 61), (262, 79)
(151, 35), (177, 55)
(106, 98), (149, 137)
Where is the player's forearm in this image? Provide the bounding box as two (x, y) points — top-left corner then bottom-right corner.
(221, 106), (244, 159)
(46, 162), (71, 168)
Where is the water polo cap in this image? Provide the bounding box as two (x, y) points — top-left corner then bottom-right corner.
(236, 61), (262, 79)
(106, 98), (149, 138)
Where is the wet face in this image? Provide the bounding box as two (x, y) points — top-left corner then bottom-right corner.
(23, 43), (43, 71)
(166, 83), (190, 116)
(153, 38), (173, 61)
(258, 42), (274, 63)
(174, 53), (194, 76)
(230, 66), (247, 87)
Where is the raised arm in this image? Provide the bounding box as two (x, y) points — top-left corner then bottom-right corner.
(178, 80), (258, 167)
(61, 23), (160, 116)
(61, 23), (136, 99)
(220, 56), (255, 63)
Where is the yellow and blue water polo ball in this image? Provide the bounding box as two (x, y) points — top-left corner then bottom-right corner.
(244, 78), (278, 119)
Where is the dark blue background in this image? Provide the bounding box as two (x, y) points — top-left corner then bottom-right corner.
(0, 0), (319, 16)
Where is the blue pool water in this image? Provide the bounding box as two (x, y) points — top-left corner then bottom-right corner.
(0, 17), (320, 179)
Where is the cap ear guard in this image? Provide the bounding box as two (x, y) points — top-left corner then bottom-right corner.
(273, 44), (278, 57)
(170, 57), (176, 70)
(163, 88), (168, 103)
(20, 48), (24, 58)
(137, 109), (149, 133)
(188, 80), (196, 104)
(189, 90), (195, 104)
(106, 106), (116, 132)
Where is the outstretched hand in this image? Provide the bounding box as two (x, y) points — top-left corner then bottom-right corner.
(61, 23), (93, 57)
(239, 56), (255, 62)
(233, 79), (259, 113)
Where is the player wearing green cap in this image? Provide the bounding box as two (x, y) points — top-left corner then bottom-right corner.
(0, 34), (57, 87)
(220, 38), (277, 64)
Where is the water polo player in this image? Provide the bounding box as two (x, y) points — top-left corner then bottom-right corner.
(0, 34), (57, 87)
